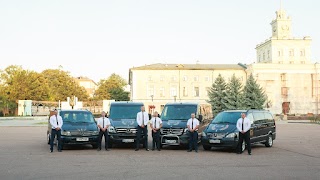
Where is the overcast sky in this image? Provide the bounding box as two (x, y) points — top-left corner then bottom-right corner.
(1, 0), (319, 82)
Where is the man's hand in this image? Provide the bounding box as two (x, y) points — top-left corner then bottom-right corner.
(141, 125), (145, 128)
(55, 127), (60, 131)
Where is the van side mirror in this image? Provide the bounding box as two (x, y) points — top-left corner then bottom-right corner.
(198, 114), (203, 121)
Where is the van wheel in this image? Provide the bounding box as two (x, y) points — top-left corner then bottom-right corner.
(265, 135), (273, 147)
(92, 144), (98, 149)
(203, 145), (211, 150)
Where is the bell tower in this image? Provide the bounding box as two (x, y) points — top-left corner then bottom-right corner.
(270, 7), (292, 39)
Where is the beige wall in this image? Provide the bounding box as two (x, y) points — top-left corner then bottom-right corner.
(130, 68), (246, 113)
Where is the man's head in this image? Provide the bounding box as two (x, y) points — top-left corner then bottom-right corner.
(241, 113), (246, 118)
(101, 111), (106, 117)
(53, 109), (58, 116)
(141, 105), (145, 112)
(191, 113), (195, 119)
(153, 111), (159, 117)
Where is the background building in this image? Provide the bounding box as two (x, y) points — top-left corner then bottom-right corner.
(74, 76), (97, 98)
(129, 8), (319, 116)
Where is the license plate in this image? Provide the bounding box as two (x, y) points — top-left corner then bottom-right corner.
(165, 140), (177, 144)
(209, 139), (221, 143)
(76, 137), (89, 141)
(122, 139), (134, 143)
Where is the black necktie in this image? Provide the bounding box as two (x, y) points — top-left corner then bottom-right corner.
(242, 118), (244, 131)
(56, 115), (58, 125)
(154, 118), (156, 129)
(142, 112), (144, 125)
(103, 117), (104, 128)
(192, 119), (193, 129)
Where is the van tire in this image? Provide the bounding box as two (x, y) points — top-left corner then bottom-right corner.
(203, 145), (211, 151)
(241, 141), (246, 152)
(265, 135), (273, 147)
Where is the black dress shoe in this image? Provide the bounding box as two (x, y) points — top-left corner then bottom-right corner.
(195, 150), (198, 153)
(236, 152), (241, 154)
(146, 149), (150, 151)
(135, 149), (139, 151)
(248, 152), (252, 155)
(58, 150), (62, 152)
(157, 149), (161, 151)
(105, 149), (110, 151)
(50, 150), (53, 153)
(187, 150), (192, 152)
(97, 149), (101, 151)
(152, 148), (155, 151)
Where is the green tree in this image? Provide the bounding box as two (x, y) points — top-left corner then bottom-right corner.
(224, 74), (243, 110)
(207, 74), (228, 116)
(95, 73), (128, 100)
(242, 73), (267, 109)
(109, 87), (130, 101)
(41, 69), (88, 101)
(0, 65), (49, 101)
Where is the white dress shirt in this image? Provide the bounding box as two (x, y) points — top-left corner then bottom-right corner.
(150, 117), (162, 129)
(136, 111), (149, 126)
(236, 117), (251, 133)
(50, 115), (63, 129)
(97, 117), (111, 129)
(187, 118), (199, 131)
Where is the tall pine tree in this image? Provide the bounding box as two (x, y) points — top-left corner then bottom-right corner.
(207, 74), (227, 116)
(224, 74), (243, 110)
(242, 73), (267, 109)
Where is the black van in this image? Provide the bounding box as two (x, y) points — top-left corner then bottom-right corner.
(107, 101), (149, 148)
(47, 109), (99, 149)
(201, 109), (276, 152)
(160, 102), (212, 147)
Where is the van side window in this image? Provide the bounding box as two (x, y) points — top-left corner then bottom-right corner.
(247, 113), (254, 125)
(264, 112), (274, 123)
(253, 112), (265, 124)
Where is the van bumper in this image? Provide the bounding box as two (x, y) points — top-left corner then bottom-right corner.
(201, 137), (239, 149)
(61, 136), (99, 145)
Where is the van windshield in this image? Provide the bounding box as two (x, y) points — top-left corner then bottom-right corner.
(60, 111), (95, 123)
(109, 104), (141, 119)
(211, 112), (244, 124)
(161, 104), (197, 121)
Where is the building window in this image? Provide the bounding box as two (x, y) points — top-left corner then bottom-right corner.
(300, 49), (305, 56)
(267, 50), (270, 59)
(160, 76), (165, 82)
(259, 55), (261, 62)
(170, 86), (177, 97)
(204, 76), (209, 82)
(148, 85), (155, 97)
(301, 61), (305, 64)
(171, 76), (177, 81)
(194, 87), (199, 97)
(281, 74), (286, 81)
(290, 61), (294, 64)
(148, 76), (152, 81)
(281, 87), (288, 97)
(278, 50), (282, 57)
(278, 61), (283, 64)
(159, 87), (165, 97)
(263, 53), (265, 61)
(183, 87), (188, 97)
(183, 76), (188, 81)
(194, 76), (199, 82)
(289, 49), (294, 56)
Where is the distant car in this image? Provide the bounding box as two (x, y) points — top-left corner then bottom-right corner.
(47, 109), (99, 149)
(201, 109), (276, 152)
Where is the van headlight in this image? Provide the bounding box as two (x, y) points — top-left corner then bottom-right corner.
(184, 128), (189, 134)
(91, 131), (99, 135)
(61, 131), (71, 136)
(226, 132), (236, 138)
(108, 126), (116, 133)
(201, 131), (207, 137)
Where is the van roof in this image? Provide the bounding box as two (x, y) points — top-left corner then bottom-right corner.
(223, 109), (269, 113)
(164, 102), (200, 106)
(110, 101), (144, 106)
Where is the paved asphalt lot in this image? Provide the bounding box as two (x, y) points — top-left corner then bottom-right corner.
(0, 120), (319, 180)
